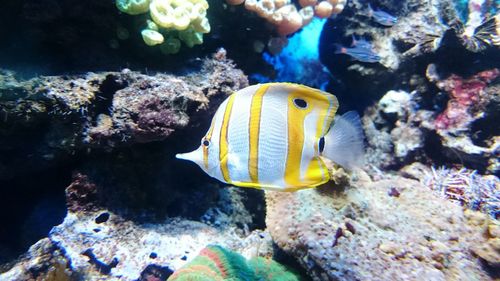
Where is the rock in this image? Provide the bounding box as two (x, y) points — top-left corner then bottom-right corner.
(65, 172), (99, 213)
(1, 207), (273, 281)
(323, 0), (458, 104)
(0, 238), (72, 281)
(378, 90), (412, 121)
(467, 214), (500, 267)
(429, 67), (500, 174)
(265, 173), (494, 280)
(363, 90), (428, 170)
(363, 66), (500, 175)
(0, 49), (248, 180)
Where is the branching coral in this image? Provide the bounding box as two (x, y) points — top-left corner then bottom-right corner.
(116, 0), (210, 54)
(226, 0), (346, 36)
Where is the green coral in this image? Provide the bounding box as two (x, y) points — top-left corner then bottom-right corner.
(248, 257), (302, 281)
(141, 29), (164, 46)
(116, 0), (210, 54)
(160, 37), (182, 55)
(167, 245), (302, 281)
(178, 27), (204, 48)
(116, 0), (151, 15)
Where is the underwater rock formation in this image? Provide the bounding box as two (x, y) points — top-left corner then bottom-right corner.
(0, 238), (71, 281)
(1, 1), (499, 280)
(363, 66), (499, 175)
(0, 49), (247, 180)
(322, 0), (499, 112)
(1, 189), (273, 280)
(265, 171), (498, 280)
(329, 0), (498, 70)
(0, 49), (255, 267)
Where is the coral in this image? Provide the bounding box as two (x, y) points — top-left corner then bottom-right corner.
(2, 160), (269, 280)
(116, 0), (210, 53)
(116, 0), (151, 15)
(378, 90), (412, 121)
(167, 245), (254, 280)
(265, 172), (496, 280)
(428, 66), (500, 131)
(16, 209), (271, 280)
(362, 89), (427, 171)
(247, 257), (300, 280)
(403, 163), (500, 219)
(168, 245), (301, 281)
(321, 0), (498, 108)
(363, 65), (499, 175)
(0, 49), (247, 179)
(469, 216), (500, 267)
(141, 29), (165, 46)
(226, 0), (346, 36)
(422, 166), (499, 218)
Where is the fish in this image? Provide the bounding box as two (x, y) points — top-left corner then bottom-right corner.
(176, 83), (364, 192)
(368, 4), (398, 27)
(333, 40), (381, 63)
(351, 35), (373, 50)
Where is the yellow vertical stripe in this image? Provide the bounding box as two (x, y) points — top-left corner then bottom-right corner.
(248, 85), (268, 183)
(284, 92), (312, 186)
(283, 85), (338, 187)
(307, 90), (338, 182)
(219, 94), (236, 182)
(203, 119), (216, 170)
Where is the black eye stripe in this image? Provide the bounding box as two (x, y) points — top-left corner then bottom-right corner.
(293, 98), (307, 109)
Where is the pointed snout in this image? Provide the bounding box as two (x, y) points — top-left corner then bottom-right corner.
(175, 147), (204, 167)
(175, 151), (197, 161)
(175, 152), (192, 161)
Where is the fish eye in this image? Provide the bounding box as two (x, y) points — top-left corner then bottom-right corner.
(202, 139), (210, 147)
(319, 137), (325, 153)
(293, 98), (308, 109)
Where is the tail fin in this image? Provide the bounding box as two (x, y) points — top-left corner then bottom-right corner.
(322, 111), (365, 170)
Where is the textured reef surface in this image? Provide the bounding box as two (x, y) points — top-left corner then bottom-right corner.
(0, 0), (499, 280)
(266, 171), (498, 280)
